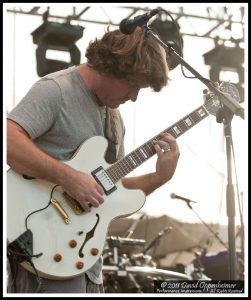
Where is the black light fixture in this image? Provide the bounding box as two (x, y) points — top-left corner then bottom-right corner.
(31, 13), (84, 77)
(203, 41), (244, 101)
(149, 16), (183, 70)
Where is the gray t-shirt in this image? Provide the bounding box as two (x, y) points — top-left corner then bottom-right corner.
(8, 66), (125, 284)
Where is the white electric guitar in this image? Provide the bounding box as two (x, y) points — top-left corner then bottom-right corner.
(7, 82), (240, 279)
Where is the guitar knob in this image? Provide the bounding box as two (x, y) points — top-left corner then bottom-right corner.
(90, 248), (99, 256)
(76, 261), (84, 269)
(54, 253), (62, 262)
(69, 240), (77, 248)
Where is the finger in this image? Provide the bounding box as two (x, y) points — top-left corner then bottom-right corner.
(155, 140), (171, 150)
(88, 197), (100, 208)
(81, 201), (91, 212)
(160, 132), (176, 142)
(95, 182), (105, 195)
(154, 143), (164, 158)
(93, 190), (104, 204)
(159, 135), (178, 151)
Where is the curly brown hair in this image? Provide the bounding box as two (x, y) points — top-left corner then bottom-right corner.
(85, 27), (169, 92)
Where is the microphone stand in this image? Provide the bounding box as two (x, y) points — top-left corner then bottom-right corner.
(182, 199), (228, 250)
(142, 26), (244, 120)
(141, 25), (245, 280)
(124, 214), (145, 238)
(143, 227), (172, 256)
(216, 108), (238, 280)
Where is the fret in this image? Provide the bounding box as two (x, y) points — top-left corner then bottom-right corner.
(109, 162), (124, 182)
(184, 117), (193, 127)
(189, 112), (197, 123)
(106, 105), (210, 183)
(197, 107), (207, 118)
(166, 129), (174, 136)
(133, 150), (141, 163)
(177, 120), (188, 132)
(135, 148), (148, 164)
(123, 157), (134, 171)
(139, 147), (148, 159)
(132, 151), (143, 164)
(106, 168), (115, 183)
(119, 161), (129, 177)
(128, 155), (137, 167)
(119, 159), (131, 175)
(135, 148), (146, 163)
(169, 127), (178, 138)
(144, 142), (155, 156)
(172, 124), (182, 136)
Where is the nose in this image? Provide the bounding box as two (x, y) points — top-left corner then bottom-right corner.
(129, 88), (140, 102)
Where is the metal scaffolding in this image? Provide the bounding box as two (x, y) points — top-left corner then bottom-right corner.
(6, 5), (245, 42)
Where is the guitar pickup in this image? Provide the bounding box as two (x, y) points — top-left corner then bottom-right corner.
(91, 167), (117, 195)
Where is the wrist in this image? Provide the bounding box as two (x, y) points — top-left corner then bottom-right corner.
(150, 172), (166, 189)
(55, 162), (77, 187)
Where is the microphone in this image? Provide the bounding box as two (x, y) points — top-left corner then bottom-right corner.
(119, 8), (160, 34)
(170, 193), (197, 204)
(124, 214), (145, 238)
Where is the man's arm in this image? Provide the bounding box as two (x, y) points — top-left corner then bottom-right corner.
(122, 173), (164, 196)
(7, 120), (104, 212)
(122, 133), (180, 196)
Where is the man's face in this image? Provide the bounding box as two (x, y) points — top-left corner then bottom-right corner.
(95, 76), (148, 108)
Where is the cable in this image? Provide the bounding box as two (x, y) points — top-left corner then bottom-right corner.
(7, 248), (43, 292)
(159, 8), (216, 84)
(9, 184), (58, 292)
(25, 184), (59, 230)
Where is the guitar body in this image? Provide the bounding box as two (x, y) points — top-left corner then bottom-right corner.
(7, 136), (145, 279)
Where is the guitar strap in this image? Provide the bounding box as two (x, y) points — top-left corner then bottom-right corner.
(104, 107), (124, 164)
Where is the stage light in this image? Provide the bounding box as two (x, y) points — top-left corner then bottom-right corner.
(31, 21), (84, 77)
(149, 17), (183, 70)
(203, 43), (244, 101)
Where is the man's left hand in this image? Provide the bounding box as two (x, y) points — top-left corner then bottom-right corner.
(154, 133), (180, 185)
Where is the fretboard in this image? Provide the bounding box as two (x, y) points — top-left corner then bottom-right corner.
(106, 105), (209, 183)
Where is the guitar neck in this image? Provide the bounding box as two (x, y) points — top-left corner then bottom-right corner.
(106, 105), (209, 183)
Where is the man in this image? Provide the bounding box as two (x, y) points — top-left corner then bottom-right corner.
(7, 27), (180, 293)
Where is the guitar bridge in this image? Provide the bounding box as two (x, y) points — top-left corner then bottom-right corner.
(62, 192), (84, 215)
(91, 167), (117, 195)
(51, 198), (71, 224)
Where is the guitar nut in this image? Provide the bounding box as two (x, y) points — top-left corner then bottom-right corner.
(54, 253), (62, 262)
(69, 240), (77, 248)
(76, 261), (84, 269)
(90, 248), (99, 256)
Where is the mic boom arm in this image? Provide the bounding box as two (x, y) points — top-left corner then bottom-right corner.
(143, 226), (172, 254)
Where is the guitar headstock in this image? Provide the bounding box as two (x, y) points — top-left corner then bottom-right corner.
(203, 82), (241, 116)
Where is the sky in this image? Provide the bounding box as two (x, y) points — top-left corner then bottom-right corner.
(3, 3), (248, 226)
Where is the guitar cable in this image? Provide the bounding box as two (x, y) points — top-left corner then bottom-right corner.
(24, 184), (59, 230)
(7, 248), (42, 292)
(8, 185), (59, 292)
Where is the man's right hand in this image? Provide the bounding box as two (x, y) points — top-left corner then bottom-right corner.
(61, 170), (104, 212)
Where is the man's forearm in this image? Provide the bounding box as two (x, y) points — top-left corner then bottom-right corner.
(7, 120), (74, 186)
(122, 172), (164, 196)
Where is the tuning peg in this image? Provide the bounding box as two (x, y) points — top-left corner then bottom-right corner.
(213, 81), (220, 88)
